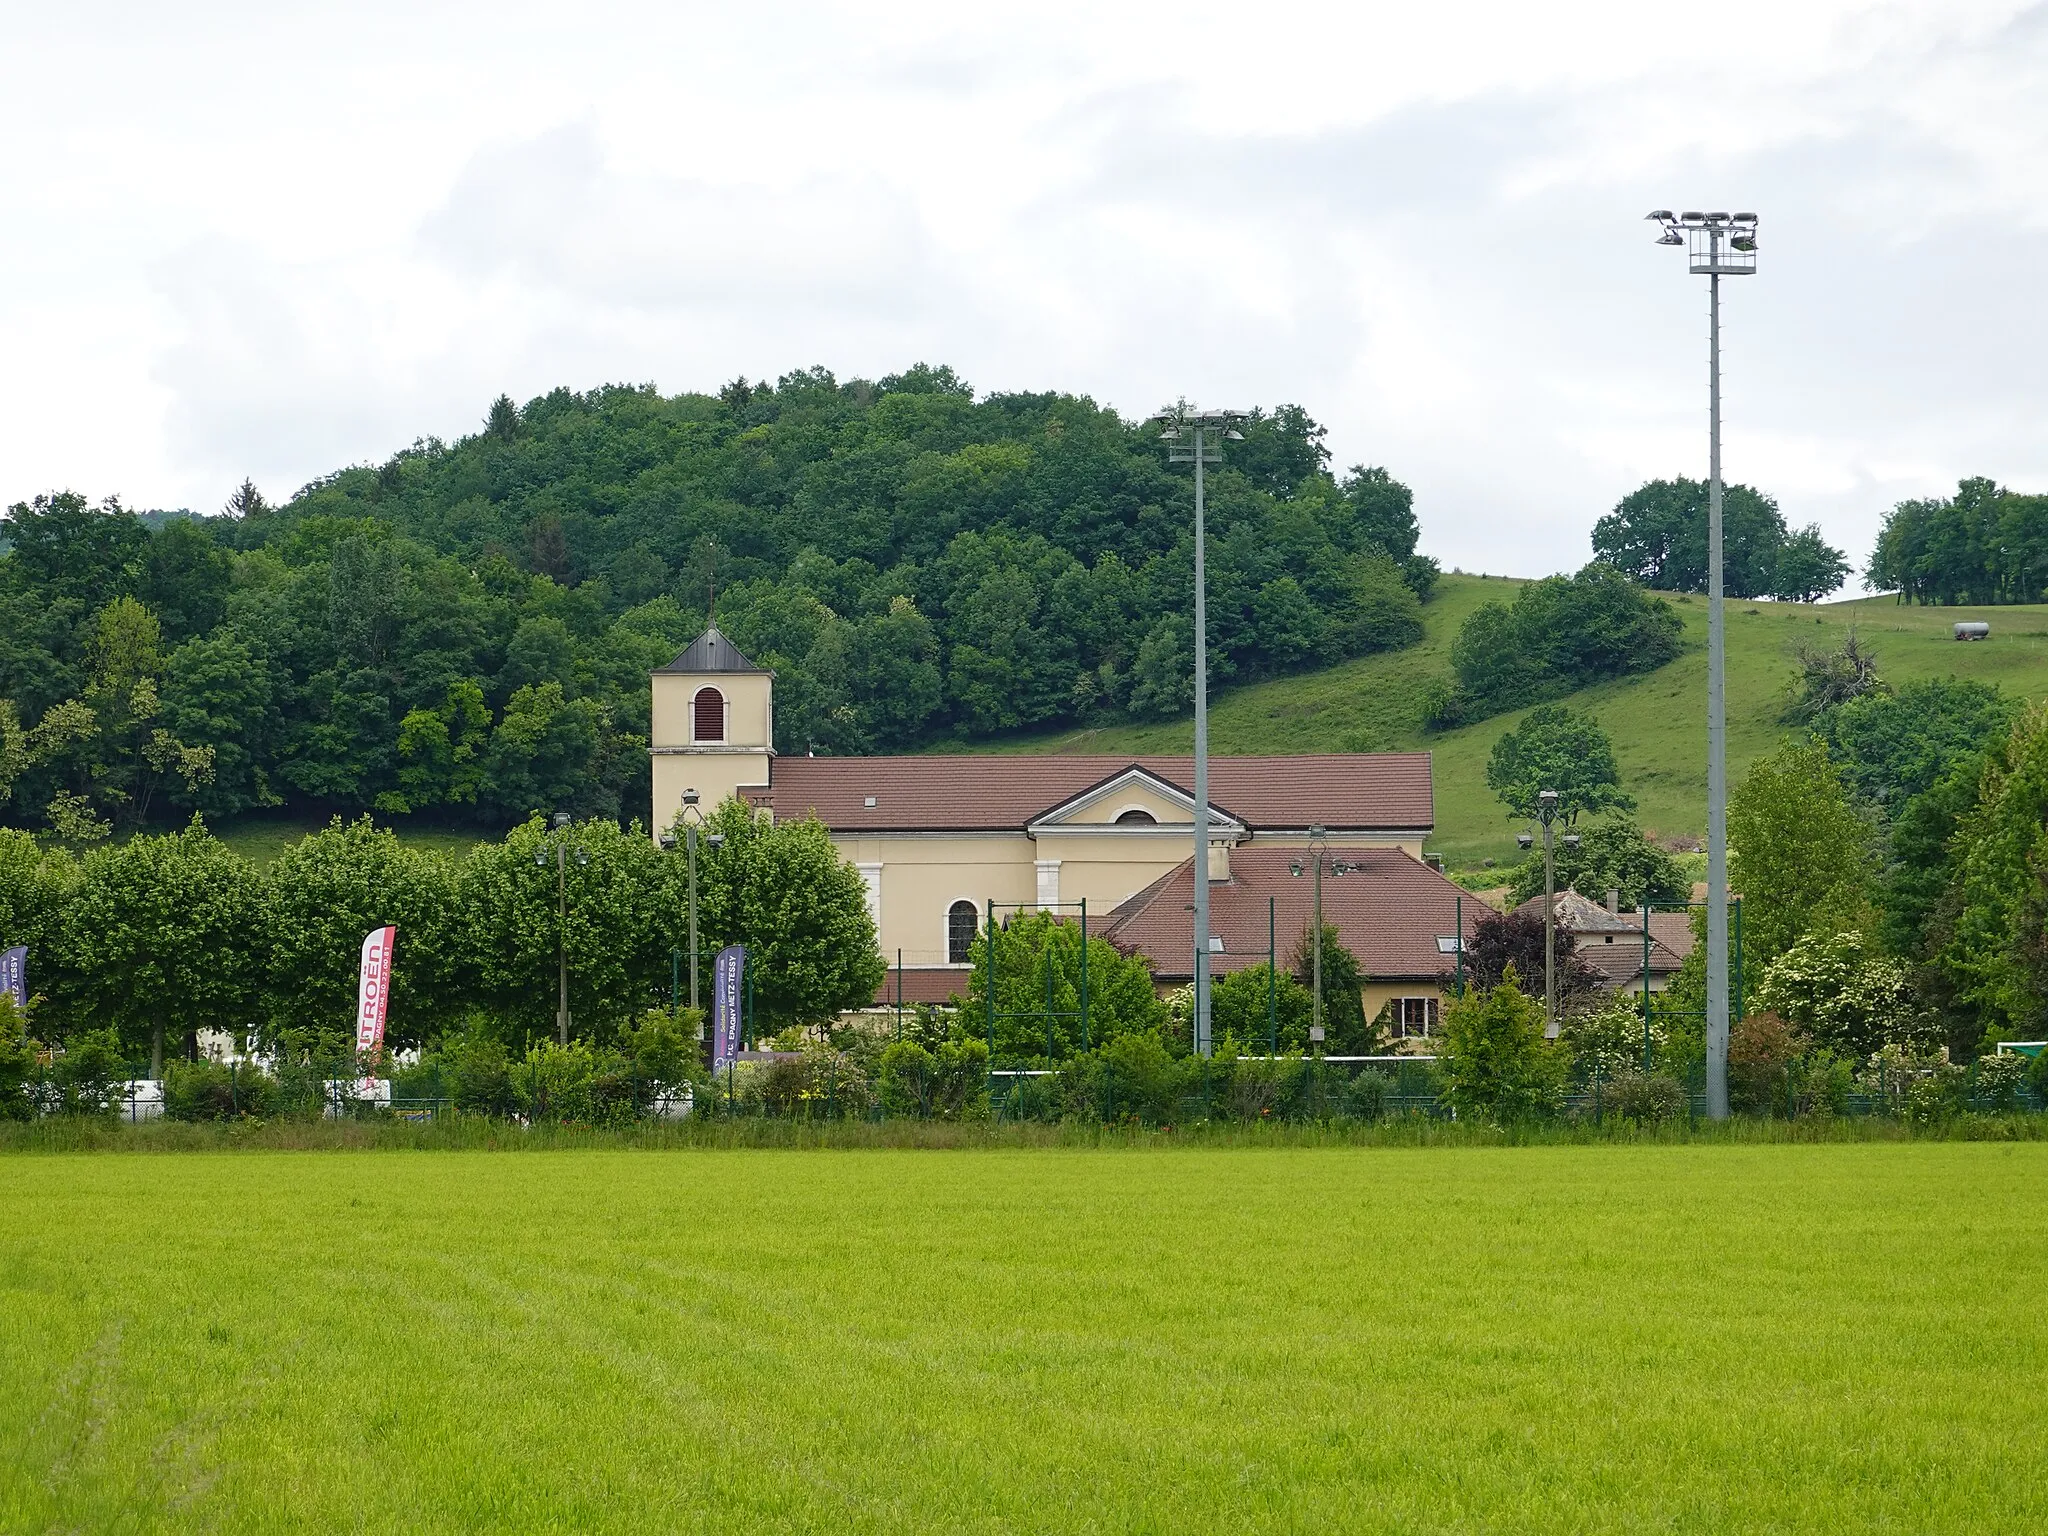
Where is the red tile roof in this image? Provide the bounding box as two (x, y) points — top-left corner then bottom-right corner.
(761, 754), (1433, 833)
(1101, 846), (1479, 982)
(868, 967), (976, 1007)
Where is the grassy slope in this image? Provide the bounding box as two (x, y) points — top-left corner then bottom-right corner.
(2, 1145), (2044, 1533)
(977, 574), (2048, 866)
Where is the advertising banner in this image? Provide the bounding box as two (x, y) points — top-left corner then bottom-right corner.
(0, 946), (25, 1011)
(355, 926), (397, 1088)
(713, 944), (746, 1072)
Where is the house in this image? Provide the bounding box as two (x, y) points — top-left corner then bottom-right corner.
(1510, 888), (1694, 992)
(652, 627), (1475, 1022)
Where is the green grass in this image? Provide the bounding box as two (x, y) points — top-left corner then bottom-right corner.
(976, 575), (2048, 866)
(191, 813), (486, 866)
(4, 1144), (2045, 1532)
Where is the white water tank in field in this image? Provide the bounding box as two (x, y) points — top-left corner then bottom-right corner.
(1954, 622), (1991, 641)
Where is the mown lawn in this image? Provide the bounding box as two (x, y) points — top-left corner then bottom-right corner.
(3, 1145), (2044, 1532)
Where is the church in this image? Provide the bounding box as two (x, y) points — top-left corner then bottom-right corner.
(651, 627), (1476, 1037)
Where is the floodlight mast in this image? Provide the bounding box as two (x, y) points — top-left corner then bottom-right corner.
(1647, 209), (1758, 1119)
(1147, 401), (1249, 1057)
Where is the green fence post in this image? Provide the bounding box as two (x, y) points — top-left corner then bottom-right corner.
(1267, 895), (1277, 1055)
(1079, 899), (1090, 1052)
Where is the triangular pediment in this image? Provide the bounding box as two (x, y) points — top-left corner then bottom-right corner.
(1026, 765), (1247, 835)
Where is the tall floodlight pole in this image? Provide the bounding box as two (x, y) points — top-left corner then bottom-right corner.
(534, 811), (590, 1045)
(1149, 403), (1248, 1057)
(1649, 209), (1757, 1118)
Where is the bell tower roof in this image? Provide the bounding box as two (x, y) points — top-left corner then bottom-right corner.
(655, 625), (772, 676)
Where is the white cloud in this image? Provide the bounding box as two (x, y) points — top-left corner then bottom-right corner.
(0, 0), (2044, 587)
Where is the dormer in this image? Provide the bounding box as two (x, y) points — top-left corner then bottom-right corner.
(649, 626), (775, 840)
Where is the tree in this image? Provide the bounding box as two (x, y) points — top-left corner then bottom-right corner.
(1818, 678), (2014, 814)
(1504, 817), (1688, 909)
(223, 478), (270, 519)
(1592, 477), (1842, 600)
(59, 819), (261, 1074)
(1726, 742), (1874, 972)
(1211, 962), (1316, 1051)
(1436, 968), (1562, 1122)
(694, 800), (887, 1030)
(1458, 908), (1602, 1014)
(1287, 921), (1378, 1054)
(1772, 525), (1852, 603)
(458, 815), (669, 1048)
(1485, 704), (1634, 822)
(965, 909), (1165, 1060)
(0, 830), (76, 1019)
(260, 818), (464, 1050)
(1449, 565), (1682, 721)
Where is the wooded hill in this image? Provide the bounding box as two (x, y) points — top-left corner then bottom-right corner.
(0, 367), (1438, 835)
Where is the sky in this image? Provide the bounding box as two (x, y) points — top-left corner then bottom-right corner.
(4, 0), (2045, 586)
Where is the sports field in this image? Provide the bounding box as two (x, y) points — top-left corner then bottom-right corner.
(4, 1145), (2044, 1532)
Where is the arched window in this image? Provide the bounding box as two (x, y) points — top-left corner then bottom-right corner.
(1115, 807), (1157, 825)
(947, 900), (979, 965)
(694, 687), (725, 742)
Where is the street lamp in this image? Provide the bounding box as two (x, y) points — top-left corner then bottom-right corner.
(1517, 790), (1579, 1039)
(1648, 208), (1757, 1119)
(658, 789), (725, 1040)
(1290, 826), (1357, 1051)
(533, 811), (590, 1046)
(1147, 400), (1248, 1059)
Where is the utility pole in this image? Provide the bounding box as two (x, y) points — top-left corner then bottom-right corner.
(1649, 209), (1757, 1118)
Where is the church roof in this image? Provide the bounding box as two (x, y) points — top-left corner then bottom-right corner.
(654, 626), (771, 676)
(756, 753), (1433, 833)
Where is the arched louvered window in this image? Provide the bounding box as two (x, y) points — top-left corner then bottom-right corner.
(694, 687), (725, 742)
(1115, 808), (1157, 824)
(947, 900), (979, 965)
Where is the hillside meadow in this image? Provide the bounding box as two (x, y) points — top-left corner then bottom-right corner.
(985, 573), (2048, 864)
(2, 1143), (2043, 1533)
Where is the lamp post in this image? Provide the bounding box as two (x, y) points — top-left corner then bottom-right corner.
(1290, 826), (1356, 1050)
(658, 789), (725, 1039)
(1147, 402), (1248, 1059)
(1648, 209), (1756, 1119)
(1516, 790), (1578, 1039)
(533, 811), (590, 1045)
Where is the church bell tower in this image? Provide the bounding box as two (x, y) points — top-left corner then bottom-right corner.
(649, 626), (775, 840)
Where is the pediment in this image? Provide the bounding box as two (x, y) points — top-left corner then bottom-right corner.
(1026, 765), (1246, 835)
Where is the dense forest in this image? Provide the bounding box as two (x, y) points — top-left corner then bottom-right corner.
(0, 366), (1437, 835)
(1867, 476), (2048, 605)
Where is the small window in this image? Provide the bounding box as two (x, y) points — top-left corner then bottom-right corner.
(1115, 808), (1157, 825)
(947, 900), (980, 965)
(694, 687), (725, 742)
(1393, 997), (1439, 1039)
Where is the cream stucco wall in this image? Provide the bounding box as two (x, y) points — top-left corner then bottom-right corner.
(834, 834), (1038, 965)
(650, 671), (775, 839)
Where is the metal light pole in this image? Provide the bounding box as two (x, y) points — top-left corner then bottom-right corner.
(1291, 827), (1353, 1051)
(1649, 209), (1757, 1118)
(533, 811), (589, 1045)
(1518, 791), (1578, 1039)
(1149, 402), (1247, 1058)
(659, 789), (724, 1040)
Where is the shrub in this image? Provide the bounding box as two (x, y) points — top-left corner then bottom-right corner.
(1755, 928), (1928, 1060)
(1603, 1070), (1686, 1123)
(445, 1034), (521, 1118)
(1342, 1067), (1389, 1121)
(51, 1027), (127, 1116)
(1563, 994), (1654, 1086)
(1437, 969), (1564, 1123)
(1728, 1012), (1802, 1115)
(164, 1058), (279, 1121)
(1420, 676), (1466, 732)
(1971, 1051), (2030, 1112)
(0, 994), (38, 1122)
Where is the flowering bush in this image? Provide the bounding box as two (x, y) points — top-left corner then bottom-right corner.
(1756, 928), (1928, 1059)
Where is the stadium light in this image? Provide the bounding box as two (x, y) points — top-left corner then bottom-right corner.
(1648, 205), (1759, 1119)
(1147, 400), (1249, 1059)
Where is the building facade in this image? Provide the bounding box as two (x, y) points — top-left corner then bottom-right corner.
(653, 628), (1475, 1029)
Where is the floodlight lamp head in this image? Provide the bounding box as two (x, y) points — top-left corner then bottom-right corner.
(1225, 429), (1245, 441)
(682, 788), (699, 806)
(1563, 833), (1581, 850)
(1290, 861), (1304, 877)
(1309, 824), (1326, 839)
(1538, 789), (1559, 807)
(1645, 209), (1674, 222)
(1517, 833), (1534, 850)
(553, 810), (571, 829)
(574, 848), (591, 867)
(706, 833), (725, 849)
(1657, 230), (1684, 246)
(658, 831), (676, 850)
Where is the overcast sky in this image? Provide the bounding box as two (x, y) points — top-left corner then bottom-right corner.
(4, 1), (2044, 585)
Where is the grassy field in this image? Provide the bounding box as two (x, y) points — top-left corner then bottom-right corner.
(977, 575), (2048, 865)
(4, 1144), (2045, 1532)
